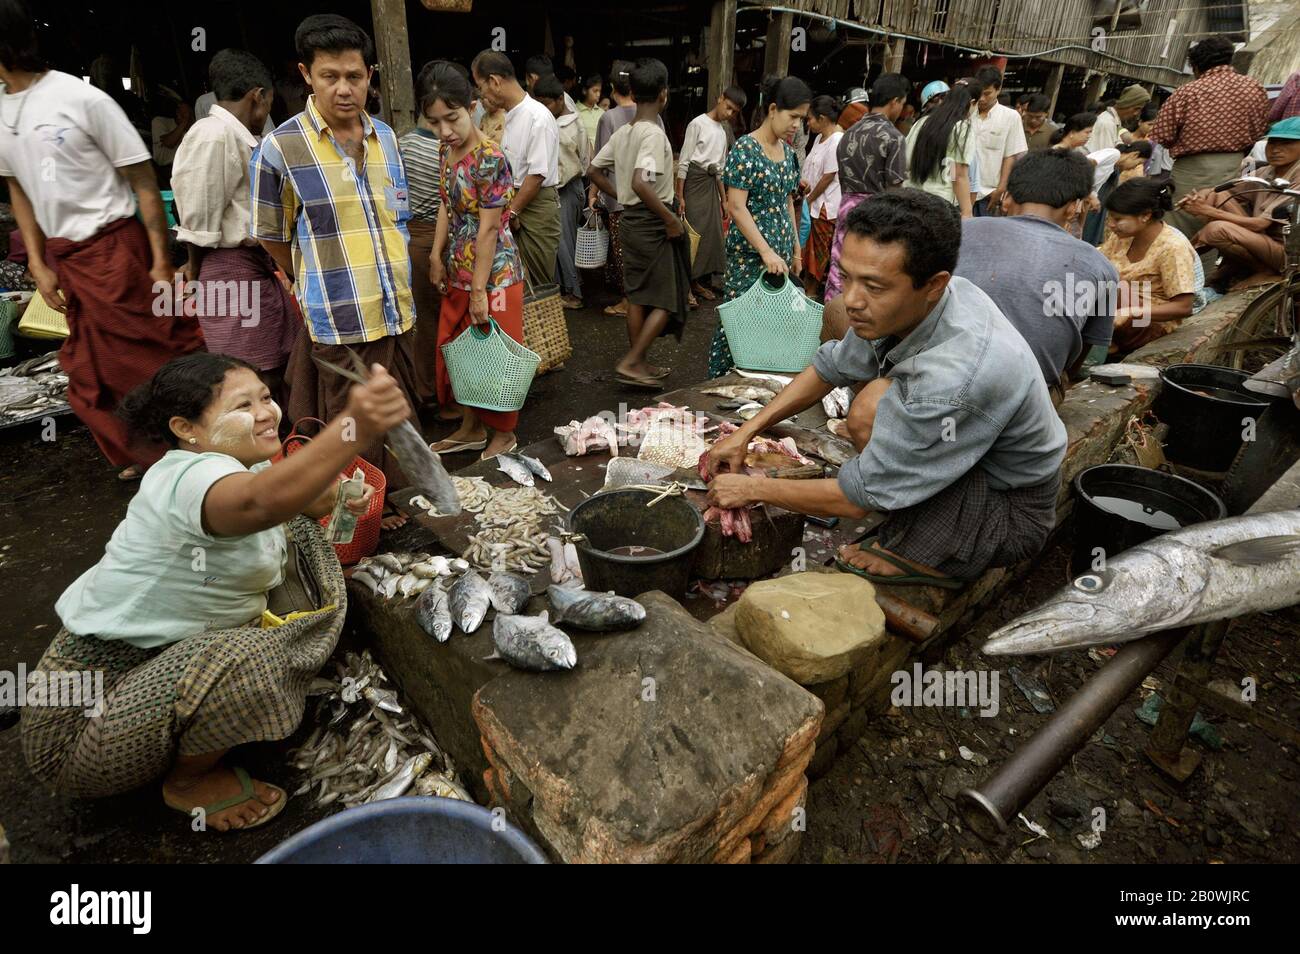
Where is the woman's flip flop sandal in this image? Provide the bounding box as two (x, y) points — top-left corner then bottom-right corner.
(429, 438), (487, 454)
(163, 766), (287, 831)
(615, 373), (664, 390)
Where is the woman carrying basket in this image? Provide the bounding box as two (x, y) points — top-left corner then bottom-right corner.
(709, 76), (811, 378)
(422, 62), (526, 460)
(22, 352), (396, 831)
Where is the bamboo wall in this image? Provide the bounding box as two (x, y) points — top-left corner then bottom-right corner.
(748, 0), (1228, 85)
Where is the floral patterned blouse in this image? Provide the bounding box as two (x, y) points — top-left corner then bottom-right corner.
(438, 138), (521, 290)
(721, 134), (801, 300)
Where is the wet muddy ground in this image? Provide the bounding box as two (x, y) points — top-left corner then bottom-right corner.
(2, 294), (1297, 864)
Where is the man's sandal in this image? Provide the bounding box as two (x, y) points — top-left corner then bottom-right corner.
(163, 766), (287, 831)
(834, 544), (964, 590)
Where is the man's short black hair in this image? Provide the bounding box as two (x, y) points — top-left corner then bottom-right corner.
(1026, 93), (1051, 112)
(723, 85), (748, 109)
(974, 65), (1003, 91)
(1006, 149), (1093, 207)
(1016, 92), (1033, 106)
(533, 73), (565, 103)
(869, 72), (910, 107)
(472, 50), (515, 81)
(842, 189), (961, 288)
(295, 14), (373, 69)
(525, 54), (553, 78)
(630, 57), (668, 104)
(209, 49), (273, 102)
(1187, 36), (1234, 73)
(0, 0), (43, 72)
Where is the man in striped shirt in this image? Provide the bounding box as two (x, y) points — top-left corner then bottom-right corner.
(401, 63), (445, 409)
(251, 14), (419, 507)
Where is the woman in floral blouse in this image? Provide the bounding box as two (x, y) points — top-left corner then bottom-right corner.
(421, 62), (525, 460)
(1099, 178), (1197, 354)
(710, 76), (811, 378)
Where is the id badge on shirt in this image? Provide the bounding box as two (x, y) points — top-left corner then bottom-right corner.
(384, 184), (410, 215)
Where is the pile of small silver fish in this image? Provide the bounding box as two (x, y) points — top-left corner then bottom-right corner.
(410, 475), (494, 517)
(464, 485), (567, 573)
(496, 452), (552, 487)
(290, 650), (472, 807)
(0, 352), (69, 423)
(351, 551), (470, 600)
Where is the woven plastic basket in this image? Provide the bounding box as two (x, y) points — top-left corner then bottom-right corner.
(16, 292), (70, 341)
(718, 273), (824, 373)
(523, 273), (572, 374)
(278, 418), (386, 566)
(441, 317), (541, 412)
(575, 210), (608, 269)
(0, 300), (18, 361)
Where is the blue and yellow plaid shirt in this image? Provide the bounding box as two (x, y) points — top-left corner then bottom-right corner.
(250, 96), (415, 344)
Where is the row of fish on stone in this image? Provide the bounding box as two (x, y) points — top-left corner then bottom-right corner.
(351, 550), (471, 600)
(416, 564), (647, 672)
(290, 650), (472, 807)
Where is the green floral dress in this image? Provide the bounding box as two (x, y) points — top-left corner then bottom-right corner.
(710, 134), (801, 377)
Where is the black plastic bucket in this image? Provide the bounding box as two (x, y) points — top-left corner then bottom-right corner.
(1156, 364), (1269, 471)
(1071, 464), (1225, 574)
(568, 488), (705, 600)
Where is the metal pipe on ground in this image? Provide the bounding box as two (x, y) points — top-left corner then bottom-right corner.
(957, 627), (1189, 841)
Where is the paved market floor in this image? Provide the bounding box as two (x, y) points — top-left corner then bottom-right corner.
(2, 297), (1297, 864)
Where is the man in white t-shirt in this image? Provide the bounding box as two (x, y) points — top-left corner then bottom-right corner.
(969, 66), (1027, 216)
(675, 85), (746, 299)
(1084, 83), (1148, 154)
(472, 49), (561, 285)
(0, 0), (203, 478)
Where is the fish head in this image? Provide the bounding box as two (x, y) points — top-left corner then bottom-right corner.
(982, 553), (1203, 655)
(544, 637), (578, 670)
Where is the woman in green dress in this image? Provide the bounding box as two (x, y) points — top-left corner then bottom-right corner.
(709, 76), (811, 378)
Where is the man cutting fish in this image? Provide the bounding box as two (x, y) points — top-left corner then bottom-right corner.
(703, 190), (1067, 586)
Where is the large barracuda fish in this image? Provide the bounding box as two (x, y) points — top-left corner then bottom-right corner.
(983, 509), (1300, 656)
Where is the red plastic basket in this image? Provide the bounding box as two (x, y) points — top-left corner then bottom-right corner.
(277, 417), (386, 565)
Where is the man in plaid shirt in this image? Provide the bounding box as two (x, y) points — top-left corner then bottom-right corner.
(251, 15), (419, 512)
(1151, 36), (1270, 238)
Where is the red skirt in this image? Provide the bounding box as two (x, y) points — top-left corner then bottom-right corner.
(435, 282), (525, 433)
(44, 218), (205, 468)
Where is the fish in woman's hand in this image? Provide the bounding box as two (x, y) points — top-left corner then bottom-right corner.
(983, 510), (1300, 656)
(448, 570), (493, 634)
(489, 612), (578, 671)
(416, 584), (453, 642)
(547, 585), (646, 631)
(497, 454), (535, 487)
(390, 420), (462, 516)
(487, 571), (532, 614)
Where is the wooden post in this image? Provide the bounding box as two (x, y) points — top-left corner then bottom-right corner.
(763, 11), (792, 78)
(883, 36), (906, 73)
(1043, 63), (1065, 117)
(707, 0), (737, 105)
(371, 0), (415, 135)
(1084, 71), (1107, 108)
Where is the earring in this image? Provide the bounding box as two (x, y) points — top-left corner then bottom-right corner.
(188, 438), (197, 444)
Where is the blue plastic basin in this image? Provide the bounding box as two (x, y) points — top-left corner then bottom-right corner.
(254, 797), (549, 864)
